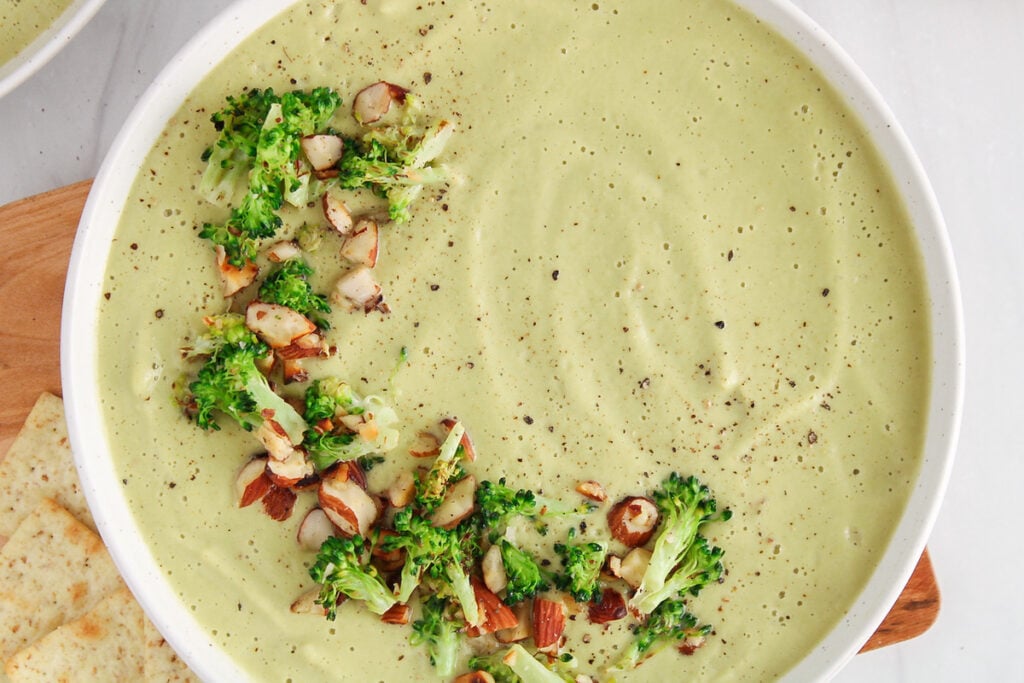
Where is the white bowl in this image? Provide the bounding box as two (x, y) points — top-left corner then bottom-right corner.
(0, 0), (107, 99)
(61, 0), (964, 680)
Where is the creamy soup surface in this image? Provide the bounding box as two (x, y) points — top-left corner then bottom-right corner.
(96, 1), (931, 680)
(0, 0), (75, 67)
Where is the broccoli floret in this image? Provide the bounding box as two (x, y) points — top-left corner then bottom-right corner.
(184, 313), (307, 443)
(386, 507), (482, 626)
(337, 98), (453, 222)
(476, 478), (538, 536)
(466, 651), (519, 683)
(498, 539), (549, 605)
(553, 540), (607, 603)
(409, 595), (462, 678)
(610, 598), (711, 671)
(200, 87), (342, 266)
(258, 257), (331, 329)
(308, 535), (397, 618)
(499, 644), (575, 683)
(414, 422), (468, 514)
(630, 536), (725, 615)
(628, 473), (731, 615)
(301, 378), (399, 471)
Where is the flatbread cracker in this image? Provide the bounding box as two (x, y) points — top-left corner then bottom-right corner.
(143, 617), (200, 683)
(0, 499), (122, 661)
(0, 393), (93, 537)
(4, 587), (145, 682)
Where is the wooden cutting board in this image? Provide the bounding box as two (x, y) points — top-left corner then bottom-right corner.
(0, 181), (939, 653)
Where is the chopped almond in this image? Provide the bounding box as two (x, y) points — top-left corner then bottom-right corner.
(215, 245), (258, 297)
(235, 456), (272, 508)
(333, 459), (368, 490)
(277, 332), (328, 360)
(607, 496), (660, 547)
(246, 301), (316, 348)
(430, 474), (476, 529)
(255, 418), (297, 459)
(265, 240), (301, 263)
(679, 633), (708, 655)
(281, 357), (309, 385)
(261, 484), (298, 521)
(532, 597), (567, 653)
(332, 265), (388, 314)
(301, 134), (344, 171)
(266, 448), (315, 488)
(319, 469), (378, 536)
(353, 81), (408, 124)
(340, 218), (380, 268)
(617, 547), (652, 589)
(371, 529), (406, 572)
(386, 469), (416, 508)
(465, 578), (518, 637)
(409, 431), (441, 458)
(290, 587), (329, 616)
(575, 480), (607, 502)
(588, 588), (627, 625)
(494, 601), (532, 644)
(296, 508), (336, 551)
(441, 417), (477, 462)
(322, 193), (354, 235)
(482, 544), (508, 594)
(455, 673), (496, 683)
(380, 603), (412, 626)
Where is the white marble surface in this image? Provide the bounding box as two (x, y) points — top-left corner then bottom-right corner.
(1, 1), (1021, 681)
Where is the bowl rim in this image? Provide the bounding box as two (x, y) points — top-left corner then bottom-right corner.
(0, 0), (108, 100)
(61, 1), (964, 681)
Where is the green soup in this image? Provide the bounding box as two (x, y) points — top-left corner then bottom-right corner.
(96, 1), (930, 680)
(0, 0), (75, 67)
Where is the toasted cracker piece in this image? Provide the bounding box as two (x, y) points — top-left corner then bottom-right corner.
(4, 587), (144, 682)
(0, 499), (122, 661)
(143, 616), (200, 682)
(0, 393), (93, 537)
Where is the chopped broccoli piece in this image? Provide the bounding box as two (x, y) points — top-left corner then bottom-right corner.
(184, 313), (306, 443)
(409, 595), (462, 678)
(610, 598), (711, 671)
(257, 257), (331, 329)
(337, 97), (453, 222)
(628, 473), (731, 615)
(414, 422), (467, 514)
(498, 539), (549, 605)
(301, 378), (399, 471)
(308, 535), (397, 618)
(553, 540), (607, 604)
(630, 536), (725, 615)
(476, 478), (538, 532)
(500, 644), (575, 683)
(466, 651), (519, 683)
(199, 87), (342, 266)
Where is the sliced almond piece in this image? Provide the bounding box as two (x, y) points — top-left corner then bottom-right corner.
(332, 266), (388, 314)
(290, 587), (328, 616)
(532, 597), (566, 653)
(301, 134), (344, 171)
(482, 543), (508, 595)
(340, 218), (380, 268)
(386, 469), (416, 508)
(333, 460), (369, 490)
(607, 496), (660, 547)
(456, 673), (496, 683)
(319, 470), (379, 537)
(281, 357), (309, 385)
(371, 529), (406, 572)
(255, 418), (296, 461)
(409, 431), (441, 458)
(297, 508), (336, 551)
(465, 578), (518, 637)
(265, 240), (301, 263)
(278, 332), (328, 360)
(322, 194), (354, 236)
(215, 245), (259, 297)
(235, 456), (272, 508)
(430, 474), (476, 530)
(441, 417), (477, 462)
(587, 587), (627, 625)
(617, 547), (652, 589)
(352, 81), (408, 124)
(575, 480), (607, 502)
(380, 603), (412, 625)
(262, 484), (298, 521)
(246, 301), (316, 348)
(494, 600), (532, 644)
(266, 448), (315, 488)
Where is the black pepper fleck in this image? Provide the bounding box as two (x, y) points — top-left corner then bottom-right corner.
(130, 243), (138, 250)
(423, 71), (432, 83)
(822, 287), (830, 297)
(714, 320), (725, 329)
(429, 284), (440, 291)
(807, 430), (818, 444)
(155, 309), (164, 319)
(552, 269), (559, 281)
(523, 415), (534, 425)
